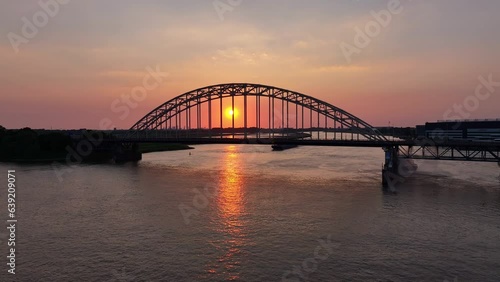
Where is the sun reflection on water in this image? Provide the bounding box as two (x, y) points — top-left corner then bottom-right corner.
(204, 145), (248, 280)
(219, 146), (243, 223)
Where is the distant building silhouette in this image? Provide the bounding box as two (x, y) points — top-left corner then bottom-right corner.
(417, 119), (500, 141)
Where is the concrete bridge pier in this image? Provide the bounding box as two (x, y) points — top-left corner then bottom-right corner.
(498, 162), (500, 180)
(113, 143), (142, 163)
(382, 145), (399, 192)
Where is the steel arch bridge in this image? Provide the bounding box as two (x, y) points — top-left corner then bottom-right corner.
(129, 83), (386, 142)
(117, 83), (500, 190)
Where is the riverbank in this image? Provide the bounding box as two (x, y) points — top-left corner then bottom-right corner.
(0, 127), (195, 163)
(0, 151), (68, 164)
(0, 157), (67, 164)
(0, 144), (194, 163)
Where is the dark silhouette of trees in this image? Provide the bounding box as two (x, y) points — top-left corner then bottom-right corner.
(0, 125), (5, 140)
(38, 132), (72, 152)
(0, 128), (71, 161)
(0, 128), (38, 159)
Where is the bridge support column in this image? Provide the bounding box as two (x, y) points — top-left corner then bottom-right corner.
(498, 162), (500, 180)
(113, 143), (142, 163)
(382, 145), (399, 192)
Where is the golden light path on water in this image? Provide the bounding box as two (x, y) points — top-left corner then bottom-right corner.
(205, 145), (247, 280)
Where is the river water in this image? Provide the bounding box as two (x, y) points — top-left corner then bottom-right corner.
(1, 144), (499, 281)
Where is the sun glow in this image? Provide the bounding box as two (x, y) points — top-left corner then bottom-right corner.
(225, 107), (239, 119)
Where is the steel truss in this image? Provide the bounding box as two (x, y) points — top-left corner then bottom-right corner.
(398, 144), (500, 162)
(129, 83), (386, 141)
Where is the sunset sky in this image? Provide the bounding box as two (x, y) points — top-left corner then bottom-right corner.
(1, 0), (499, 129)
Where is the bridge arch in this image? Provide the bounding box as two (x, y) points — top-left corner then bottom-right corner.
(130, 83), (386, 141)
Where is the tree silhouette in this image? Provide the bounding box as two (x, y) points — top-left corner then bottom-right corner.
(0, 128), (70, 160)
